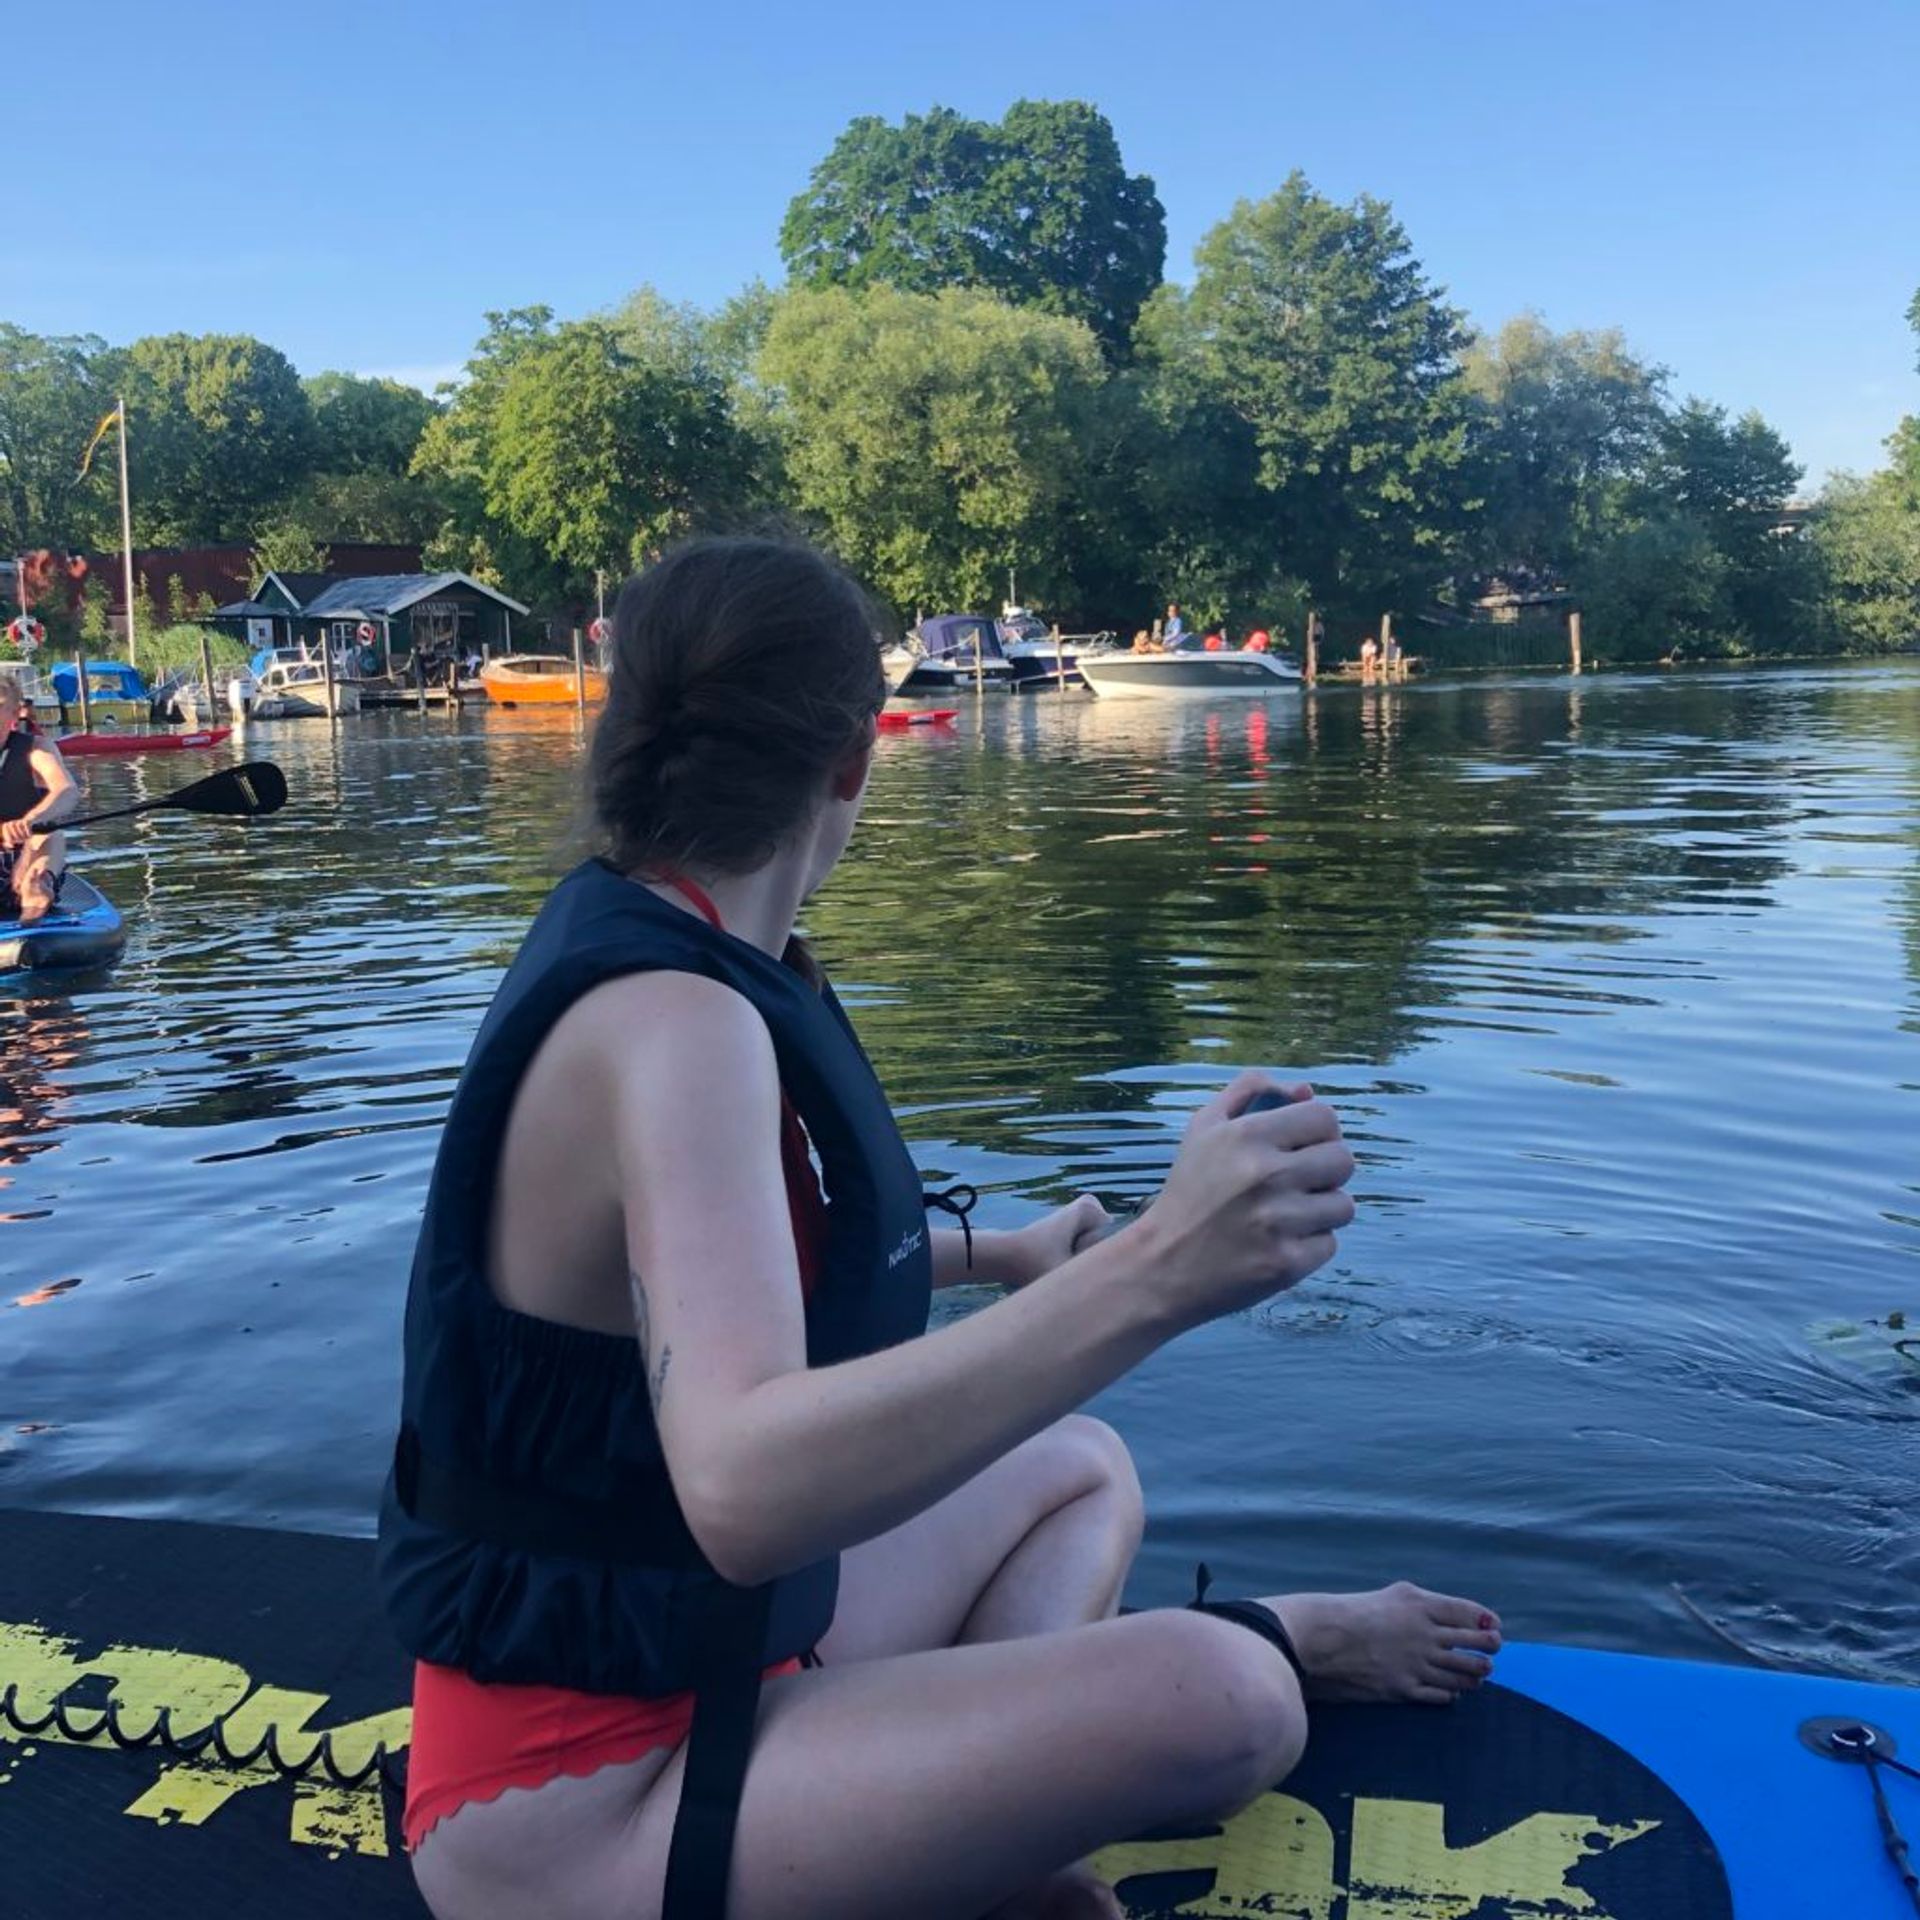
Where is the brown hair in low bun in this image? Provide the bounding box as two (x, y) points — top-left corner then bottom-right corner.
(590, 535), (887, 877)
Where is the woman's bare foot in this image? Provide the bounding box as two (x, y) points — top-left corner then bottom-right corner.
(1262, 1582), (1502, 1707)
(984, 1862), (1123, 1919)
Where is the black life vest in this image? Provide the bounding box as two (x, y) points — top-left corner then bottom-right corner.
(0, 729), (40, 824)
(376, 857), (934, 1698)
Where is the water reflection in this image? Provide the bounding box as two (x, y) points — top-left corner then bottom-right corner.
(0, 996), (87, 1223)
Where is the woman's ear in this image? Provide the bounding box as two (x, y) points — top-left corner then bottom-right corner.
(830, 736), (874, 803)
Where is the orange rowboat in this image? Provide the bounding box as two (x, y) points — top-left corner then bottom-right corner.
(480, 656), (608, 706)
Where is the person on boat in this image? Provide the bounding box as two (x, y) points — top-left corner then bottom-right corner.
(380, 535), (1502, 1920)
(1162, 602), (1185, 645)
(0, 672), (78, 924)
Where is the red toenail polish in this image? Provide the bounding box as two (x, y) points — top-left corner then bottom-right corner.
(1479, 1613), (1493, 1630)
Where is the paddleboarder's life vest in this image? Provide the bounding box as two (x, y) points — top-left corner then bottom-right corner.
(0, 729), (40, 823)
(377, 857), (934, 1698)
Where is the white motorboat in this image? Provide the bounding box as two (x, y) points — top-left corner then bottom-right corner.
(996, 607), (1114, 690)
(238, 646), (362, 718)
(1078, 646), (1303, 700)
(882, 614), (1015, 695)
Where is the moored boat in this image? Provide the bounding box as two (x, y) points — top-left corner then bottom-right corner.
(883, 615), (1015, 695)
(57, 727), (233, 756)
(996, 607), (1113, 690)
(876, 707), (959, 730)
(1079, 647), (1303, 700)
(0, 873), (125, 975)
(480, 655), (608, 705)
(51, 660), (154, 726)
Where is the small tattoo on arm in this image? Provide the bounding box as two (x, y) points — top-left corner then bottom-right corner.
(629, 1268), (651, 1358)
(630, 1268), (671, 1414)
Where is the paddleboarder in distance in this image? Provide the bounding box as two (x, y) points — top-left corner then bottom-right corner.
(0, 673), (77, 924)
(380, 534), (1502, 1920)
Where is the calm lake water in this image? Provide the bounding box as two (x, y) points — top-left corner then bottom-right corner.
(3, 663), (1916, 1681)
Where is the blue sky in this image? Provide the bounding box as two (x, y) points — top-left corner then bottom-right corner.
(16, 0), (1917, 484)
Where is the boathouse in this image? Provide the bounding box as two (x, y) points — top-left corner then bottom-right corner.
(213, 570), (528, 667)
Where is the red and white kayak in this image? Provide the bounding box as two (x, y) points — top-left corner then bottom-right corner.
(876, 708), (959, 731)
(57, 728), (234, 757)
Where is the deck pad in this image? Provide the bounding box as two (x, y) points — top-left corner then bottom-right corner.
(0, 1508), (1910, 1917)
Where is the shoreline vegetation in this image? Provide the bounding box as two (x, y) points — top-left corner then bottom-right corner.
(3, 101), (1917, 670)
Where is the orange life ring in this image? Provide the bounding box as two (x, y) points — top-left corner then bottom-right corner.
(6, 614), (46, 651)
(356, 621), (378, 644)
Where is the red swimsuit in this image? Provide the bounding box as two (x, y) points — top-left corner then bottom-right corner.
(404, 877), (827, 1852)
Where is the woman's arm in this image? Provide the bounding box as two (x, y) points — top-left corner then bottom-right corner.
(604, 969), (1353, 1587)
(929, 1200), (1112, 1290)
(26, 745), (77, 822)
(0, 744), (77, 849)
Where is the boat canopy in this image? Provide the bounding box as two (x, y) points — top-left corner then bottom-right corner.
(51, 660), (149, 703)
(918, 614), (1006, 661)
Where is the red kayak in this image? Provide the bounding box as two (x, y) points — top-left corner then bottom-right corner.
(876, 709), (959, 731)
(57, 728), (234, 757)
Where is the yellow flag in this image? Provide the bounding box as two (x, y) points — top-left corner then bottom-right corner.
(76, 407), (119, 480)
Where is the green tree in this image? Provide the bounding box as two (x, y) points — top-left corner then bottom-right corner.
(1816, 419), (1920, 649)
(121, 333), (314, 543)
(780, 101), (1165, 358)
(417, 307), (760, 606)
(0, 325), (117, 554)
(304, 372), (439, 474)
(1656, 399), (1818, 648)
(250, 469), (445, 569)
(758, 284), (1112, 615)
(1149, 175), (1473, 621)
(411, 308), (567, 596)
(1577, 514), (1729, 659)
(1460, 314), (1667, 578)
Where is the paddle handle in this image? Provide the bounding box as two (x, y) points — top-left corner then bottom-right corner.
(32, 797), (158, 835)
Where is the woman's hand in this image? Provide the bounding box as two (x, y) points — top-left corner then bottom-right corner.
(995, 1195), (1113, 1289)
(1, 817), (33, 849)
(1125, 1072), (1356, 1332)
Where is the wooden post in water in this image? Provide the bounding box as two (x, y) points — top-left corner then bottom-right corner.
(974, 631), (984, 697)
(1304, 612), (1318, 687)
(1052, 622), (1065, 692)
(573, 627), (587, 711)
(198, 632), (215, 726)
(1381, 612), (1395, 682)
(1569, 609), (1584, 675)
(73, 653), (92, 733)
(319, 623), (338, 720)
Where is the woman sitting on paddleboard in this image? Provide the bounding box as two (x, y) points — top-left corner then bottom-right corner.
(380, 536), (1501, 1920)
(0, 673), (77, 924)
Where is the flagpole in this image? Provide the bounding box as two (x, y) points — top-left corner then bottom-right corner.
(114, 397), (137, 670)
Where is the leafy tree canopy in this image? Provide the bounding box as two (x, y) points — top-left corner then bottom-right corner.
(759, 284), (1112, 615)
(1148, 174), (1473, 617)
(417, 306), (760, 606)
(1460, 314), (1667, 578)
(304, 372), (439, 475)
(122, 332), (313, 545)
(781, 101), (1165, 358)
(0, 325), (117, 556)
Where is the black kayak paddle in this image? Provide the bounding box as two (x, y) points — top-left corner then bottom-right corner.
(35, 761), (289, 835)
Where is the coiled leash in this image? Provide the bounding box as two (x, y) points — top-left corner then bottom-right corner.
(0, 1680), (405, 1791)
(924, 1182), (978, 1267)
(1802, 1716), (1920, 1915)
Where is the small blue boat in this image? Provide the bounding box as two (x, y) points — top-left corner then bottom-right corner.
(50, 660), (153, 724)
(0, 873), (126, 975)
